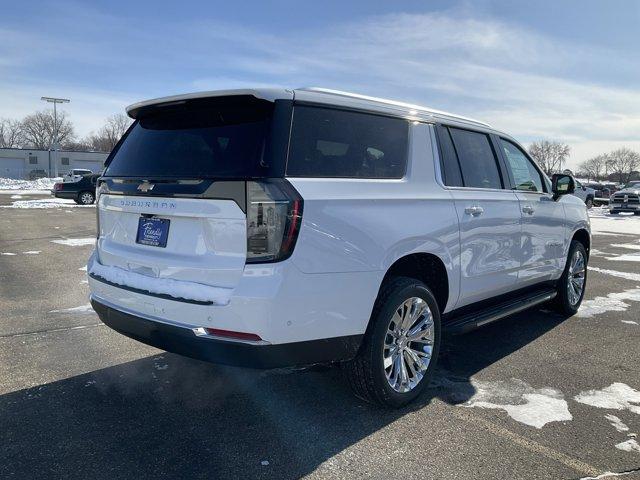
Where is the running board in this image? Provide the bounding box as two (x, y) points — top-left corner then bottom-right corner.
(444, 288), (557, 335)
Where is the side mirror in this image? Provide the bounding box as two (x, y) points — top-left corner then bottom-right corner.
(551, 174), (575, 200)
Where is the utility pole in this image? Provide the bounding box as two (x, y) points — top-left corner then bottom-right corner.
(41, 96), (70, 177)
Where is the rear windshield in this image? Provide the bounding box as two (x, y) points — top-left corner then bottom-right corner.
(104, 97), (280, 178)
(286, 106), (408, 178)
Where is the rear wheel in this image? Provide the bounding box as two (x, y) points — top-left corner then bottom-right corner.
(552, 240), (587, 315)
(585, 197), (593, 209)
(609, 210), (619, 215)
(344, 277), (441, 408)
(77, 191), (95, 205)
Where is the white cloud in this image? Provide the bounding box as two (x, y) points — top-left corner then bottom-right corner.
(0, 7), (637, 168)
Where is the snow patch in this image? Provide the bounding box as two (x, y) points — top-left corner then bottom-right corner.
(610, 243), (640, 251)
(590, 214), (640, 236)
(606, 253), (640, 262)
(88, 254), (232, 305)
(1, 198), (93, 209)
(463, 378), (572, 429)
(605, 414), (629, 432)
(51, 237), (95, 247)
(0, 177), (61, 191)
(577, 288), (640, 318)
(615, 439), (640, 453)
(621, 320), (638, 325)
(10, 194), (22, 199)
(1, 252), (16, 256)
(574, 383), (640, 414)
(49, 304), (94, 315)
(592, 232), (633, 237)
(22, 251), (40, 255)
(581, 471), (640, 479)
(589, 266), (640, 282)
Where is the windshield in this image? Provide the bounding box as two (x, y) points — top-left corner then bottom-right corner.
(104, 97), (284, 178)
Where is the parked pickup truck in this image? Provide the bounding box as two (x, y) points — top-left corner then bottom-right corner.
(610, 182), (640, 215)
(87, 88), (590, 407)
(52, 174), (99, 205)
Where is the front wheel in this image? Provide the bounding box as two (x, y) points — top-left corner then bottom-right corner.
(552, 241), (588, 315)
(344, 277), (441, 408)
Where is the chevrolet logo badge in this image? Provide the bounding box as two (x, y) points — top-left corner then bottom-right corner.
(137, 181), (155, 193)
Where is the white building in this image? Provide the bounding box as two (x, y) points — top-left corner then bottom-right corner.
(0, 148), (109, 179)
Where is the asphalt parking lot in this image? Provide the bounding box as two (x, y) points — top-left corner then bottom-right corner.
(1, 194), (639, 480)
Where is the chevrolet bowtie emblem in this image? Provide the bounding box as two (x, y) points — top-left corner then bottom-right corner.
(137, 181), (155, 193)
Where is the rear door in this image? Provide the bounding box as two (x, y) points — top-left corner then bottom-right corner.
(497, 137), (565, 284)
(97, 186), (247, 289)
(96, 96), (291, 293)
(436, 125), (522, 308)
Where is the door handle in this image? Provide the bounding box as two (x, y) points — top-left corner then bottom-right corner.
(464, 205), (484, 216)
(522, 205), (535, 215)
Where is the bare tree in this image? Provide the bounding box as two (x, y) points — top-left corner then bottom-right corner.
(0, 118), (24, 148)
(606, 148), (640, 184)
(579, 154), (608, 182)
(86, 114), (132, 152)
(64, 139), (94, 151)
(20, 110), (75, 150)
(528, 140), (571, 176)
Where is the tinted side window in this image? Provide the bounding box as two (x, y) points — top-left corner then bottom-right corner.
(500, 138), (545, 192)
(449, 128), (503, 189)
(286, 106), (408, 178)
(435, 125), (463, 187)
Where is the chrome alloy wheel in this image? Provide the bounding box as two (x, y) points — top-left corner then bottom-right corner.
(383, 297), (434, 393)
(567, 249), (586, 307)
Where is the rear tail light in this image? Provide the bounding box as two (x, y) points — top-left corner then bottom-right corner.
(246, 179), (303, 263)
(53, 183), (62, 191)
(95, 181), (106, 240)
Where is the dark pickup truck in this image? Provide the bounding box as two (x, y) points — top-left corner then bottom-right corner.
(52, 174), (99, 205)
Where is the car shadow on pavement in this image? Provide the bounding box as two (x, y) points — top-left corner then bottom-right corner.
(0, 309), (569, 480)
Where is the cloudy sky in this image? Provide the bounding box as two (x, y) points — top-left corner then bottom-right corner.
(1, 0), (638, 168)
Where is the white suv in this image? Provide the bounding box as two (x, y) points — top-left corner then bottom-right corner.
(88, 88), (590, 407)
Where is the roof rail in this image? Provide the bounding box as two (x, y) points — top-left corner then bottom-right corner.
(297, 87), (491, 128)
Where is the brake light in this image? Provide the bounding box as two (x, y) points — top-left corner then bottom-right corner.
(246, 179), (303, 263)
(53, 183), (63, 191)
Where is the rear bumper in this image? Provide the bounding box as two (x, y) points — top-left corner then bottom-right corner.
(91, 298), (362, 369)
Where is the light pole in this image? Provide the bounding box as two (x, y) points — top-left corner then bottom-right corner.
(41, 96), (70, 177)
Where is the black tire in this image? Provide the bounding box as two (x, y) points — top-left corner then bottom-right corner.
(77, 191), (95, 205)
(585, 197), (593, 209)
(551, 240), (588, 315)
(343, 276), (441, 408)
(634, 212), (640, 216)
(609, 210), (619, 215)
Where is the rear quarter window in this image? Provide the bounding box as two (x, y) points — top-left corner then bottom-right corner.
(286, 106), (408, 178)
(448, 127), (503, 190)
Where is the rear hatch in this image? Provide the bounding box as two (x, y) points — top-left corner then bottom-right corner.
(93, 94), (296, 304)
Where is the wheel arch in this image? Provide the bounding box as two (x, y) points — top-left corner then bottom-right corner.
(379, 253), (449, 314)
(571, 228), (591, 258)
